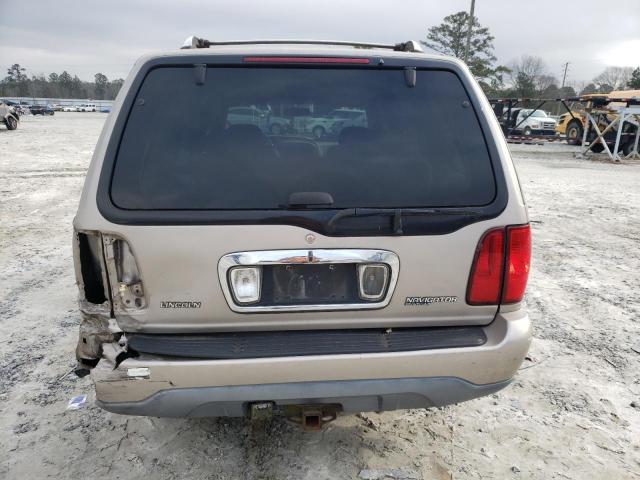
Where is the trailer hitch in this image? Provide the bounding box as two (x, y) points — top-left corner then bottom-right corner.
(283, 404), (340, 431)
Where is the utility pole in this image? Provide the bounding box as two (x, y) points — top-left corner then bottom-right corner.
(561, 62), (570, 88)
(464, 0), (476, 63)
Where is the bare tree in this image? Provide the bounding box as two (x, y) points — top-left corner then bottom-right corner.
(507, 55), (556, 97)
(535, 74), (557, 94)
(579, 82), (598, 95)
(592, 66), (633, 93)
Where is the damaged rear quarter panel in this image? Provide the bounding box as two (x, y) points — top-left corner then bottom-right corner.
(73, 229), (120, 365)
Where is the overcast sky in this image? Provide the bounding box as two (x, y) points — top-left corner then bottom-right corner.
(1, 0), (638, 86)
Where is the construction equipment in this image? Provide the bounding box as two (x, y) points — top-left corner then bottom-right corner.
(577, 91), (640, 161)
(490, 91), (640, 160)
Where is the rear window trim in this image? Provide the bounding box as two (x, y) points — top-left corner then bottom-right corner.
(97, 54), (508, 236)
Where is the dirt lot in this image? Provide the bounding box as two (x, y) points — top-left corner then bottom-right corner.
(1, 113), (639, 479)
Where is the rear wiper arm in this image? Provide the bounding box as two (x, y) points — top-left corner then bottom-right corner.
(327, 207), (480, 235)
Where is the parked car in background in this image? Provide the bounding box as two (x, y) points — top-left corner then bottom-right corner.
(3, 100), (28, 116)
(226, 105), (290, 134)
(1, 100), (19, 130)
(502, 108), (557, 136)
(327, 107), (367, 131)
(62, 105), (78, 112)
(29, 105), (55, 116)
(77, 103), (97, 112)
(298, 108), (368, 139)
(100, 107), (112, 113)
(52, 104), (64, 111)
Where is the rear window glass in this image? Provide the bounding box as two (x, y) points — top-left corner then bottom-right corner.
(111, 67), (495, 210)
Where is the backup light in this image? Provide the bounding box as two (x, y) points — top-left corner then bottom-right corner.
(503, 225), (531, 304)
(357, 264), (389, 301)
(229, 267), (262, 304)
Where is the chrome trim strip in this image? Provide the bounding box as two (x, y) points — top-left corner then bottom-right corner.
(218, 249), (400, 313)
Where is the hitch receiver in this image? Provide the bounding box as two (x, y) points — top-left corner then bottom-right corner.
(283, 404), (340, 431)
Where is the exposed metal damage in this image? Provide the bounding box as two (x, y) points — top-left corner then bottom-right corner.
(73, 230), (137, 376)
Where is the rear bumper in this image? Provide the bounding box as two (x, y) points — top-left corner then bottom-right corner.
(97, 377), (512, 417)
(92, 309), (531, 416)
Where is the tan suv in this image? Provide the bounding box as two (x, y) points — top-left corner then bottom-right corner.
(73, 37), (531, 428)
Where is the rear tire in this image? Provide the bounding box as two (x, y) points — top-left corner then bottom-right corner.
(5, 116), (18, 130)
(565, 119), (583, 145)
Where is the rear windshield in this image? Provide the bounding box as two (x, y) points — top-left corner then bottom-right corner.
(111, 67), (495, 210)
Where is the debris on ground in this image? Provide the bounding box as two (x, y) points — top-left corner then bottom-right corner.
(66, 394), (87, 410)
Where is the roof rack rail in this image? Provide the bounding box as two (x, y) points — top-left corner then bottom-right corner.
(180, 36), (423, 53)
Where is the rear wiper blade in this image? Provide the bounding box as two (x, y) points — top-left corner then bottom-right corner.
(327, 207), (480, 235)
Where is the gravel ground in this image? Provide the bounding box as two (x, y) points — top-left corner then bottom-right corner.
(1, 113), (639, 479)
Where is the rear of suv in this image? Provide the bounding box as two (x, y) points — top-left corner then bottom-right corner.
(73, 37), (531, 426)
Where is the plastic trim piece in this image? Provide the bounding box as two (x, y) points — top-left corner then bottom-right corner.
(127, 326), (487, 359)
(97, 376), (512, 417)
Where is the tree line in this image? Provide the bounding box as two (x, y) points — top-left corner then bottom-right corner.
(423, 11), (640, 99)
(0, 64), (124, 100)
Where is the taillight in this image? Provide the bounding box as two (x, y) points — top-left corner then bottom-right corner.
(466, 224), (531, 306)
(466, 229), (505, 305)
(503, 225), (531, 304)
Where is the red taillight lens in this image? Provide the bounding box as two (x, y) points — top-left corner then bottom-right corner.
(503, 225), (531, 304)
(466, 229), (505, 305)
(466, 224), (531, 306)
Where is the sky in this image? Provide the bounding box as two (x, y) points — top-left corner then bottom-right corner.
(1, 0), (639, 86)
